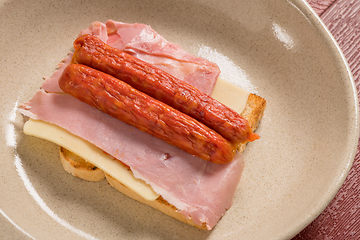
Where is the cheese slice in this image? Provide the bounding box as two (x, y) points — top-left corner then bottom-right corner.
(211, 78), (250, 113)
(23, 79), (250, 201)
(23, 119), (160, 201)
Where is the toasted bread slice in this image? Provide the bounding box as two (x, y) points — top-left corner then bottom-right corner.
(237, 93), (267, 152)
(105, 173), (208, 230)
(58, 92), (266, 229)
(59, 147), (105, 181)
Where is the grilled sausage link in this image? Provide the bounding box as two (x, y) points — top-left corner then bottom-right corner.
(72, 35), (259, 146)
(59, 64), (236, 164)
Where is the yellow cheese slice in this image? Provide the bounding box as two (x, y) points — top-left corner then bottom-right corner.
(211, 78), (250, 113)
(23, 79), (250, 202)
(23, 119), (160, 201)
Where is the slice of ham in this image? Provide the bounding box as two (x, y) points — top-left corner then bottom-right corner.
(20, 90), (243, 229)
(41, 52), (73, 93)
(104, 20), (220, 94)
(42, 20), (220, 95)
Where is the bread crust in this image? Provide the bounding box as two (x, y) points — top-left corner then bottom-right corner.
(58, 92), (266, 229)
(59, 147), (105, 181)
(105, 173), (208, 230)
(238, 93), (267, 152)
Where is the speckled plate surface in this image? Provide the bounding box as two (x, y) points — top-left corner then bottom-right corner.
(0, 0), (358, 239)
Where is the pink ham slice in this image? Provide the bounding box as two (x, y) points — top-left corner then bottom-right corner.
(20, 90), (243, 230)
(41, 52), (73, 93)
(42, 20), (220, 95)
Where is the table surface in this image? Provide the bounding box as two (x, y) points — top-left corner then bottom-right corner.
(0, 1), (359, 239)
(294, 0), (360, 239)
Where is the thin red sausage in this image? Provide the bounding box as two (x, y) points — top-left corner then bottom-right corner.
(59, 64), (236, 164)
(72, 35), (259, 146)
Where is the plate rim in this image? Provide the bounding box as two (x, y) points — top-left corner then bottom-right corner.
(282, 0), (360, 238)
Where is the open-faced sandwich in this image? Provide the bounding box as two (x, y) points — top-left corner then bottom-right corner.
(20, 20), (266, 230)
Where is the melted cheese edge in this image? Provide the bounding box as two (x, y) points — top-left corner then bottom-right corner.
(23, 79), (250, 201)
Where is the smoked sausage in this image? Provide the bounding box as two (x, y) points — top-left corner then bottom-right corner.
(59, 64), (236, 164)
(71, 35), (259, 146)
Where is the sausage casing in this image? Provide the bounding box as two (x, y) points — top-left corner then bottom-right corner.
(72, 35), (259, 146)
(59, 64), (236, 164)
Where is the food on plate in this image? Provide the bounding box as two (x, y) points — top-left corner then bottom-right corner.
(20, 20), (266, 230)
(72, 34), (259, 146)
(59, 63), (235, 164)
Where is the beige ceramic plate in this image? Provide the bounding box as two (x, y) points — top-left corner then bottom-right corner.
(0, 0), (358, 239)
